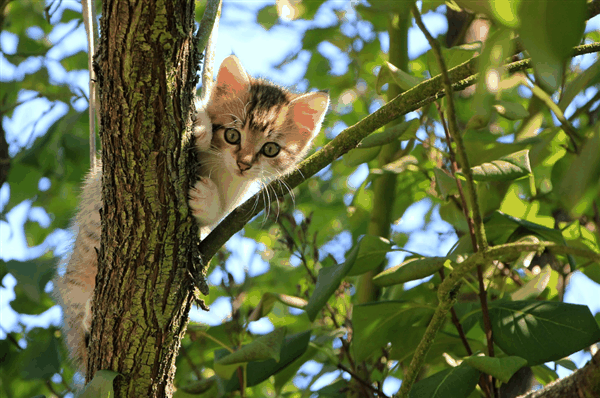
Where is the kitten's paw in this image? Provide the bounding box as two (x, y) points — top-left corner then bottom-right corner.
(189, 177), (221, 226)
(192, 106), (213, 151)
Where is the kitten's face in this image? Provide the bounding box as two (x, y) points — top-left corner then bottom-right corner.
(205, 56), (329, 182)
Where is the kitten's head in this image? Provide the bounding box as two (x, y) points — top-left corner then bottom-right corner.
(205, 55), (329, 181)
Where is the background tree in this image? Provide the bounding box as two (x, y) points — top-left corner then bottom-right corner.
(1, 1), (600, 398)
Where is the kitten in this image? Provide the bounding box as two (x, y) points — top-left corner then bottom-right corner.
(53, 55), (329, 373)
(189, 55), (330, 235)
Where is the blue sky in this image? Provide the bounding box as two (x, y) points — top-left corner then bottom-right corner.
(1, 0), (600, 394)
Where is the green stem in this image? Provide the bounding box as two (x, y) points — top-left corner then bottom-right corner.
(395, 241), (600, 397)
(196, 0), (221, 55)
(411, 6), (494, 395)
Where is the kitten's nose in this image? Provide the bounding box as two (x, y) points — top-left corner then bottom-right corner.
(237, 161), (252, 172)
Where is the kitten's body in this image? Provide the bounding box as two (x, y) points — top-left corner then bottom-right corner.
(53, 55), (329, 373)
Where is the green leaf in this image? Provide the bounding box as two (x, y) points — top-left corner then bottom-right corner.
(305, 240), (360, 322)
(469, 149), (531, 182)
(60, 9), (83, 23)
(427, 44), (478, 79)
(372, 257), (447, 287)
(352, 301), (434, 362)
(582, 263), (600, 285)
(409, 363), (480, 398)
(488, 0), (522, 28)
(224, 330), (312, 392)
(215, 327), (286, 366)
(483, 211), (564, 247)
(465, 114), (490, 130)
(10, 284), (54, 315)
(16, 36), (51, 57)
(347, 235), (392, 276)
(518, 0), (586, 90)
(558, 58), (600, 111)
(463, 355), (527, 383)
(274, 329), (341, 393)
(257, 5), (278, 30)
(357, 119), (419, 148)
(374, 155), (419, 175)
(473, 28), (514, 122)
(365, 0), (413, 13)
(494, 100), (529, 120)
(248, 293), (307, 322)
(4, 258), (55, 303)
(489, 301), (600, 365)
(434, 167), (458, 198)
(453, 0), (494, 17)
(555, 358), (578, 372)
(531, 364), (558, 385)
(343, 146), (381, 168)
(510, 265), (552, 301)
(19, 327), (62, 380)
(79, 370), (120, 398)
(315, 379), (347, 397)
(376, 62), (423, 93)
(557, 129), (600, 215)
(61, 50), (89, 71)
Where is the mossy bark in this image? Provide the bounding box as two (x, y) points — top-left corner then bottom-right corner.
(89, 0), (202, 396)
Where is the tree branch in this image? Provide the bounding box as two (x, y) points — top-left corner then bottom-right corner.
(516, 350), (600, 398)
(395, 241), (600, 397)
(198, 41), (600, 266)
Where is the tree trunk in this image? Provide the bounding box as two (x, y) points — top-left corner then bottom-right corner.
(89, 0), (203, 396)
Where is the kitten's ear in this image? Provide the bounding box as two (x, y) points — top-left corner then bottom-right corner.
(289, 91), (330, 136)
(214, 55), (250, 97)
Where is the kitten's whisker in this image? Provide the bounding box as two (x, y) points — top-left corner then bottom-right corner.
(271, 183), (281, 222)
(249, 188), (261, 217)
(278, 178), (295, 206)
(224, 113), (242, 127)
(263, 178), (272, 224)
(263, 169), (295, 205)
(242, 100), (250, 120)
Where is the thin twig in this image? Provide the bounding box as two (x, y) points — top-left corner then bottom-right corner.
(81, 0), (98, 168)
(438, 269), (472, 356)
(45, 380), (64, 398)
(411, 4), (487, 252)
(567, 90), (600, 122)
(200, 0), (221, 103)
(179, 344), (203, 381)
(436, 105), (478, 251)
(196, 0), (221, 59)
(593, 201), (600, 244)
(338, 363), (385, 398)
(409, 5), (495, 396)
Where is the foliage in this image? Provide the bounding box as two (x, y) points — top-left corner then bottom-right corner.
(2, 0), (600, 397)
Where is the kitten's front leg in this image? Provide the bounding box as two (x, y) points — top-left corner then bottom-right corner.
(192, 102), (213, 151)
(189, 177), (221, 227)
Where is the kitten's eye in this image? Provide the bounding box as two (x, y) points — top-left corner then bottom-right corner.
(224, 128), (241, 145)
(262, 142), (280, 158)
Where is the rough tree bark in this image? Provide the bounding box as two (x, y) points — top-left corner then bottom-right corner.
(89, 0), (204, 396)
(517, 351), (600, 398)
